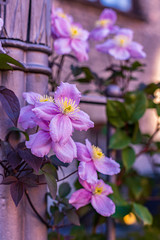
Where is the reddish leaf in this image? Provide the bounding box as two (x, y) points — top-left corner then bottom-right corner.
(10, 181), (24, 206)
(0, 86), (20, 126)
(2, 176), (17, 185)
(7, 151), (22, 168)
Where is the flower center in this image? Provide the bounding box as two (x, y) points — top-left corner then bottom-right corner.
(95, 19), (111, 28)
(94, 186), (103, 195)
(39, 95), (54, 103)
(114, 35), (130, 47)
(70, 27), (79, 38)
(58, 13), (67, 19)
(92, 145), (104, 160)
(56, 97), (79, 115)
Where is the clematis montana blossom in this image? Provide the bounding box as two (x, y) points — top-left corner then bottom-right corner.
(33, 82), (94, 145)
(90, 8), (118, 41)
(26, 119), (77, 163)
(96, 28), (146, 60)
(18, 92), (54, 130)
(52, 15), (89, 62)
(77, 139), (120, 184)
(69, 178), (115, 217)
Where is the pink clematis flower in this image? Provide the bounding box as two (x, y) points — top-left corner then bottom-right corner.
(69, 178), (115, 217)
(90, 9), (118, 41)
(26, 120), (77, 163)
(76, 139), (120, 184)
(52, 16), (89, 62)
(18, 92), (54, 130)
(33, 82), (94, 145)
(96, 28), (146, 60)
(51, 7), (73, 39)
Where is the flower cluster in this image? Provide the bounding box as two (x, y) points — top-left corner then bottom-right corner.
(19, 82), (94, 163)
(69, 139), (120, 216)
(51, 7), (89, 62)
(19, 82), (120, 217)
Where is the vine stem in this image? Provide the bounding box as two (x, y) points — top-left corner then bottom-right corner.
(25, 190), (51, 229)
(57, 170), (78, 182)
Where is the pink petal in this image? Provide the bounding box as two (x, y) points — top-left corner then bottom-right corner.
(54, 18), (71, 37)
(91, 195), (115, 217)
(100, 9), (117, 24)
(26, 130), (52, 157)
(33, 103), (59, 121)
(94, 157), (120, 175)
(96, 39), (115, 53)
(90, 28), (110, 41)
(49, 114), (73, 145)
(52, 137), (77, 163)
(54, 82), (81, 105)
(85, 139), (93, 157)
(78, 161), (98, 184)
(54, 38), (71, 55)
(18, 105), (37, 130)
(71, 39), (89, 62)
(76, 142), (91, 162)
(95, 179), (113, 195)
(23, 92), (41, 105)
(128, 41), (146, 59)
(71, 110), (94, 131)
(109, 47), (130, 60)
(69, 189), (91, 209)
(78, 178), (93, 192)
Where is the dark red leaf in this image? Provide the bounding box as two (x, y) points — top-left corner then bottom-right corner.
(0, 86), (20, 126)
(7, 151), (22, 168)
(2, 176), (17, 185)
(18, 148), (43, 172)
(10, 181), (24, 206)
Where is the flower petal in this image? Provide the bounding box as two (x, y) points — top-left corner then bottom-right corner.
(76, 142), (91, 162)
(94, 157), (120, 175)
(128, 41), (146, 59)
(33, 103), (59, 121)
(69, 189), (92, 209)
(71, 110), (94, 131)
(108, 47), (130, 60)
(26, 130), (52, 157)
(90, 28), (110, 41)
(23, 92), (41, 105)
(78, 161), (98, 184)
(49, 114), (73, 144)
(52, 137), (77, 163)
(78, 178), (92, 192)
(54, 38), (72, 55)
(91, 195), (115, 217)
(100, 9), (117, 24)
(18, 105), (37, 129)
(95, 179), (113, 195)
(71, 39), (89, 62)
(54, 82), (81, 105)
(96, 39), (115, 53)
(85, 139), (93, 157)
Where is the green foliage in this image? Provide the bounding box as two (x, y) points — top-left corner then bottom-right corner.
(59, 182), (71, 198)
(133, 203), (153, 225)
(65, 209), (80, 226)
(122, 146), (136, 170)
(109, 129), (131, 149)
(0, 53), (24, 70)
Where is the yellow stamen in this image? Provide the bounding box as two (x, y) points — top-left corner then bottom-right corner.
(56, 97), (79, 115)
(94, 186), (104, 195)
(114, 35), (130, 47)
(58, 13), (67, 19)
(70, 27), (79, 38)
(95, 19), (111, 28)
(123, 212), (137, 225)
(92, 145), (104, 160)
(39, 95), (54, 103)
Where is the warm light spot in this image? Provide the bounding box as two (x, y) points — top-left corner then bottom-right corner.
(95, 19), (111, 28)
(92, 145), (104, 160)
(123, 212), (137, 225)
(39, 95), (54, 103)
(70, 27), (79, 38)
(94, 186), (104, 195)
(153, 89), (160, 104)
(56, 97), (79, 115)
(115, 35), (130, 47)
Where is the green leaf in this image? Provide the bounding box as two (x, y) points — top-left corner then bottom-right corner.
(53, 210), (64, 224)
(122, 146), (136, 170)
(156, 104), (160, 116)
(144, 83), (160, 94)
(50, 155), (69, 168)
(109, 183), (127, 206)
(0, 53), (24, 70)
(107, 100), (127, 128)
(41, 163), (58, 179)
(133, 203), (153, 225)
(65, 209), (80, 226)
(59, 182), (71, 198)
(124, 91), (147, 123)
(112, 205), (132, 218)
(44, 173), (57, 199)
(109, 129), (131, 149)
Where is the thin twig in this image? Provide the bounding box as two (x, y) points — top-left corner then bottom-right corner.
(25, 190), (51, 229)
(57, 170), (78, 182)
